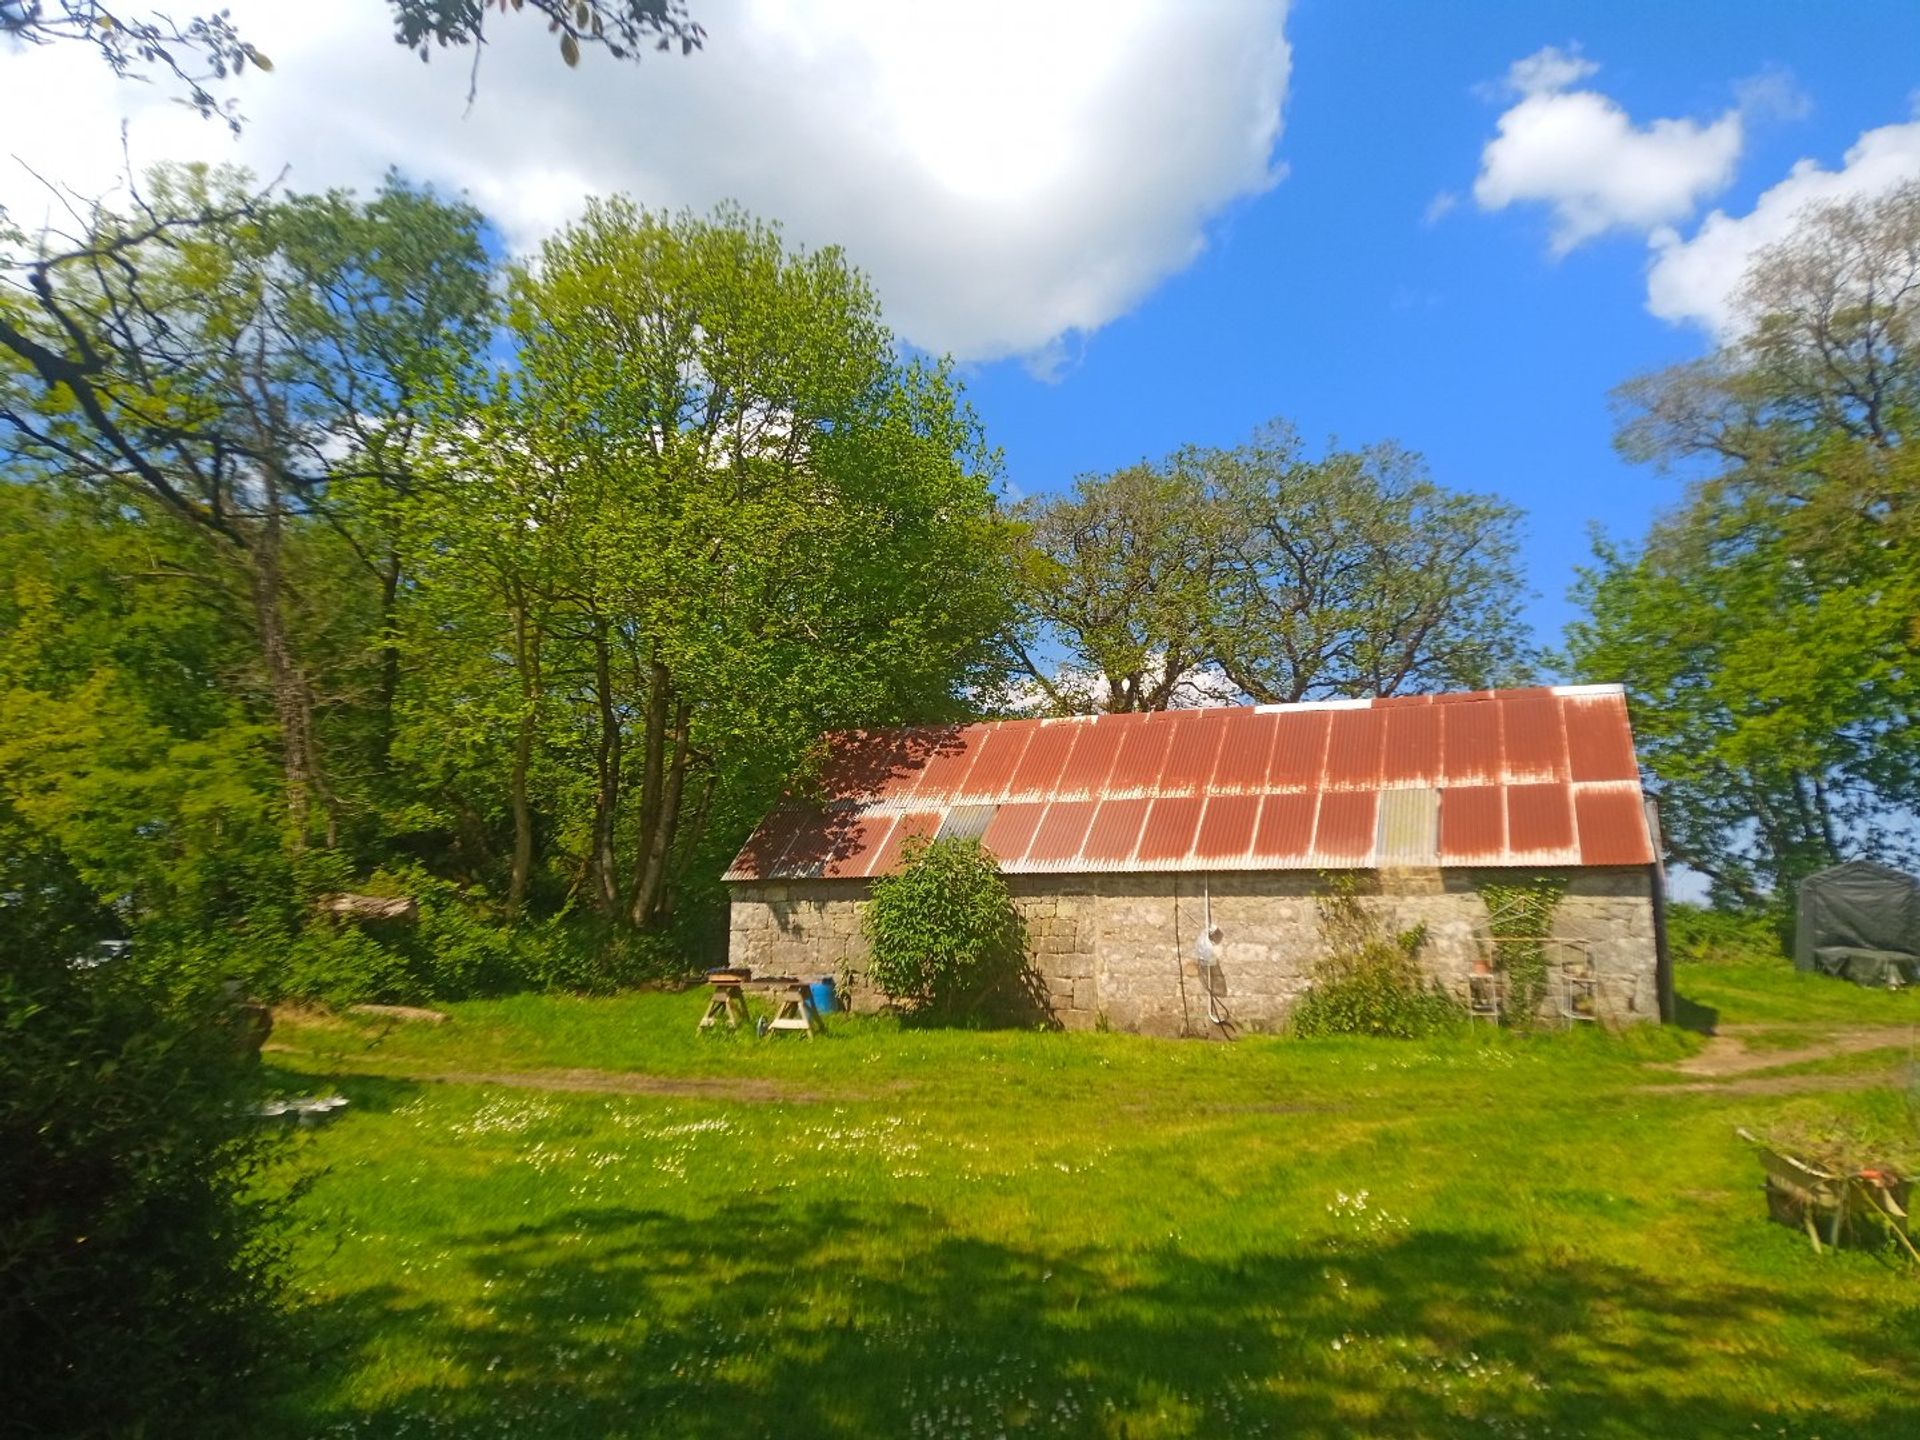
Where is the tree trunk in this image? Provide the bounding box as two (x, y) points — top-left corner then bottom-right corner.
(247, 470), (332, 851)
(587, 615), (623, 914)
(631, 700), (690, 929)
(628, 652), (671, 922)
(507, 595), (538, 917)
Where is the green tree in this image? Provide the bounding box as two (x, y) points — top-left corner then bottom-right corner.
(1013, 421), (1530, 713)
(403, 200), (1019, 933)
(1571, 181), (1920, 903)
(0, 165), (493, 857)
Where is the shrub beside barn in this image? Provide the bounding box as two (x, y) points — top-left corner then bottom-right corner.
(725, 686), (1665, 1035)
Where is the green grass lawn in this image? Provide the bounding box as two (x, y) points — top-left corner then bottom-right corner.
(269, 961), (1920, 1439)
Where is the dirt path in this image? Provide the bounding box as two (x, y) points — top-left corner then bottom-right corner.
(264, 1046), (849, 1103)
(1671, 1024), (1918, 1078)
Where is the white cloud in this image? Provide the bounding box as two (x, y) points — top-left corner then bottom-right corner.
(1647, 114), (1920, 335)
(0, 0), (1291, 366)
(1421, 189), (1458, 226)
(1472, 45), (1742, 254)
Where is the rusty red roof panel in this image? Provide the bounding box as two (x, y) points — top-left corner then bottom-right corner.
(864, 810), (940, 877)
(1137, 795), (1206, 864)
(727, 806), (812, 881)
(727, 685), (1654, 879)
(897, 724), (986, 802)
(823, 813), (896, 880)
(1055, 718), (1127, 798)
(1500, 694), (1567, 783)
(1194, 793), (1260, 861)
(1081, 797), (1151, 866)
(1574, 787), (1653, 865)
(1251, 792), (1317, 864)
(1006, 721), (1080, 799)
(1507, 782), (1575, 857)
(1441, 699), (1502, 785)
(1313, 790), (1379, 862)
(1381, 704), (1443, 787)
(1025, 800), (1098, 866)
(1107, 712), (1177, 794)
(979, 801), (1046, 866)
(1438, 785), (1505, 861)
(956, 723), (1031, 801)
(1212, 708), (1279, 791)
(1564, 696), (1640, 783)
(1323, 707), (1385, 790)
(1160, 709), (1228, 794)
(1267, 709), (1330, 790)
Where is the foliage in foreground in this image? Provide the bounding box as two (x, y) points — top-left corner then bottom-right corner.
(1290, 879), (1462, 1039)
(861, 835), (1035, 1023)
(0, 947), (287, 1438)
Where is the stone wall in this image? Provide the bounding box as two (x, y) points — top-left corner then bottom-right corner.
(726, 866), (1660, 1036)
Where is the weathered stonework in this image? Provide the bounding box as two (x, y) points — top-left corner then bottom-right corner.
(727, 866), (1661, 1036)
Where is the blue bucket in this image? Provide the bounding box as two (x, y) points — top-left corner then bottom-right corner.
(807, 977), (836, 1016)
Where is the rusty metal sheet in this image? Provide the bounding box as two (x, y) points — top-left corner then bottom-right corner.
(863, 810), (941, 877)
(1573, 786), (1653, 865)
(1137, 795), (1206, 864)
(980, 801), (1046, 866)
(897, 723), (989, 802)
(1322, 707), (1385, 790)
(1211, 708), (1279, 792)
(1506, 782), (1576, 858)
(1564, 695), (1640, 783)
(1381, 705), (1443, 787)
(1055, 718), (1127, 798)
(1107, 712), (1177, 794)
(1499, 694), (1567, 783)
(1267, 709), (1331, 790)
(1081, 796), (1152, 866)
(1438, 785), (1505, 861)
(1441, 699), (1502, 785)
(1252, 791), (1318, 864)
(954, 723), (1031, 801)
(1194, 793), (1261, 861)
(1313, 791), (1380, 863)
(1159, 709), (1228, 793)
(727, 684), (1654, 880)
(1024, 799), (1099, 866)
(1005, 720), (1082, 799)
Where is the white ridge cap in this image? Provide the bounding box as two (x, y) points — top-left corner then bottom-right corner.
(1549, 682), (1626, 698)
(1254, 697), (1371, 714)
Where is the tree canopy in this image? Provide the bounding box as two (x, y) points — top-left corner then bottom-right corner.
(1569, 181), (1920, 905)
(1012, 422), (1531, 713)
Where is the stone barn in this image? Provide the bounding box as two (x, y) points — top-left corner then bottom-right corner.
(725, 685), (1666, 1035)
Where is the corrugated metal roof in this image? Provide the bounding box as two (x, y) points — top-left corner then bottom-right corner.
(724, 685), (1656, 881)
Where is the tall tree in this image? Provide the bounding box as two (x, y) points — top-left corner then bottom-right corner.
(1572, 181), (1920, 903)
(1209, 423), (1529, 704)
(0, 165), (493, 851)
(1013, 422), (1530, 714)
(403, 201), (1018, 930)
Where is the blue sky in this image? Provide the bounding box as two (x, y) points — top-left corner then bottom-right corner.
(961, 0), (1920, 654)
(6, 0), (1918, 659)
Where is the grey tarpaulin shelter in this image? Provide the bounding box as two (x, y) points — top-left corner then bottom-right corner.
(1794, 859), (1920, 986)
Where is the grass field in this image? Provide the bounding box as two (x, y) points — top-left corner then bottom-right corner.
(268, 958), (1920, 1439)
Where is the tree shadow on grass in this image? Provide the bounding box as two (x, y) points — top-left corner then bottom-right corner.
(1673, 990), (1721, 1035)
(293, 1195), (1920, 1439)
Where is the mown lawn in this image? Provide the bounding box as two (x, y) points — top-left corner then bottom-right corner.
(269, 960), (1920, 1439)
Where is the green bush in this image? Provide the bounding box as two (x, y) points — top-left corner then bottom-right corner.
(862, 836), (1033, 1023)
(1291, 877), (1461, 1039)
(0, 944), (289, 1437)
(1667, 902), (1788, 965)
